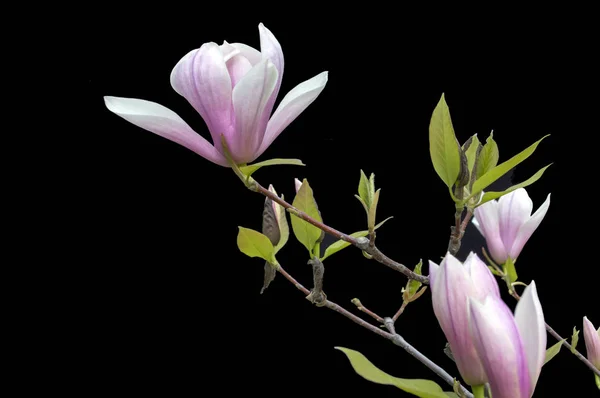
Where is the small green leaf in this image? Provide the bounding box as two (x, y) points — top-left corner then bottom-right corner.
(571, 327), (579, 354)
(503, 258), (518, 284)
(291, 179), (323, 254)
(321, 217), (393, 261)
(358, 170), (372, 208)
(239, 158), (305, 177)
(477, 164), (552, 206)
(476, 132), (499, 179)
(369, 173), (376, 199)
(595, 373), (600, 389)
(335, 347), (450, 398)
(463, 134), (481, 178)
(408, 259), (424, 296)
(354, 194), (369, 213)
(471, 135), (549, 196)
(444, 393), (459, 398)
(544, 338), (566, 364)
(368, 189), (381, 231)
(429, 93), (462, 189)
(237, 227), (276, 264)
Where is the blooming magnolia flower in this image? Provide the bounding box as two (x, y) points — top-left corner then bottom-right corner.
(583, 316), (600, 369)
(472, 188), (551, 264)
(429, 252), (500, 386)
(104, 23), (328, 167)
(468, 281), (546, 398)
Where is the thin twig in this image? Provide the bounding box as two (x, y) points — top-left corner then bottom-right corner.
(351, 298), (384, 323)
(276, 265), (473, 397)
(393, 301), (409, 322)
(253, 182), (428, 284)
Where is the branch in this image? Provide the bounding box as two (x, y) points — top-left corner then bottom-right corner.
(448, 208), (473, 256)
(251, 181), (428, 284)
(276, 265), (473, 397)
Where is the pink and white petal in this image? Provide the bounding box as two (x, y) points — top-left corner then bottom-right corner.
(104, 96), (228, 167)
(256, 71), (329, 157)
(471, 216), (485, 238)
(474, 200), (508, 264)
(219, 41), (241, 62)
(498, 189), (534, 251)
(257, 23), (285, 135)
(514, 281), (546, 393)
(469, 296), (531, 398)
(464, 252), (500, 299)
(428, 260), (440, 290)
(230, 42), (262, 65)
(232, 59), (279, 163)
(169, 43), (234, 151)
(583, 316), (600, 368)
(509, 193), (551, 260)
(432, 254), (487, 385)
(294, 178), (302, 193)
(226, 54), (253, 88)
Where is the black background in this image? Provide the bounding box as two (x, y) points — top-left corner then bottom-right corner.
(84, 7), (599, 397)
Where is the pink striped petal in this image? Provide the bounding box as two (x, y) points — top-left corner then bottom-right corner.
(169, 43), (234, 153)
(463, 252), (500, 300)
(509, 194), (551, 260)
(498, 189), (533, 252)
(256, 23), (284, 137)
(104, 96), (228, 167)
(226, 54), (253, 88)
(229, 42), (262, 66)
(256, 71), (328, 157)
(428, 260), (440, 288)
(514, 281), (546, 394)
(469, 296), (531, 398)
(583, 316), (600, 368)
(474, 200), (508, 264)
(232, 59), (278, 163)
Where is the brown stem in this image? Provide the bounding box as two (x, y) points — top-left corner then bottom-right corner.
(351, 298), (384, 323)
(511, 290), (600, 376)
(276, 265), (473, 397)
(254, 182), (428, 284)
(448, 208), (473, 256)
(393, 301), (409, 322)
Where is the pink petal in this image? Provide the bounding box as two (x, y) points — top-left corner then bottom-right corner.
(169, 43), (234, 154)
(514, 281), (546, 394)
(232, 59), (278, 163)
(474, 200), (508, 264)
(256, 23), (285, 139)
(226, 54), (253, 88)
(498, 189), (533, 252)
(471, 216), (485, 238)
(256, 71), (328, 158)
(463, 252), (500, 300)
(431, 254), (487, 386)
(428, 260), (440, 288)
(104, 96), (228, 167)
(583, 316), (600, 368)
(294, 178), (302, 193)
(509, 193), (551, 260)
(218, 41), (240, 62)
(229, 43), (262, 66)
(469, 296), (531, 398)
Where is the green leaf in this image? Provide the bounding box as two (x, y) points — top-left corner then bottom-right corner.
(477, 164), (552, 206)
(237, 227), (276, 264)
(358, 170), (372, 208)
(408, 259), (423, 296)
(544, 338), (566, 364)
(503, 257), (518, 284)
(354, 194), (369, 213)
(463, 134), (481, 178)
(444, 393), (459, 398)
(291, 179), (323, 254)
(476, 132), (499, 179)
(429, 93), (462, 189)
(321, 217), (393, 261)
(239, 158), (304, 177)
(595, 373), (600, 390)
(368, 189), (381, 231)
(471, 135), (549, 197)
(335, 347), (450, 398)
(273, 193), (289, 254)
(571, 327), (579, 354)
(369, 173), (376, 198)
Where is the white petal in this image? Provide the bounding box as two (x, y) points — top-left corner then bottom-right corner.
(498, 188), (533, 251)
(232, 59), (279, 162)
(230, 43), (262, 65)
(104, 96), (228, 166)
(463, 252), (500, 299)
(509, 193), (551, 259)
(256, 71), (328, 157)
(471, 216), (485, 238)
(474, 200), (508, 264)
(514, 281), (546, 393)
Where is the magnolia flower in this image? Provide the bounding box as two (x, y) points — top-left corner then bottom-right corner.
(583, 316), (600, 369)
(429, 252), (500, 386)
(472, 188), (550, 264)
(104, 23), (328, 167)
(468, 282), (546, 398)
